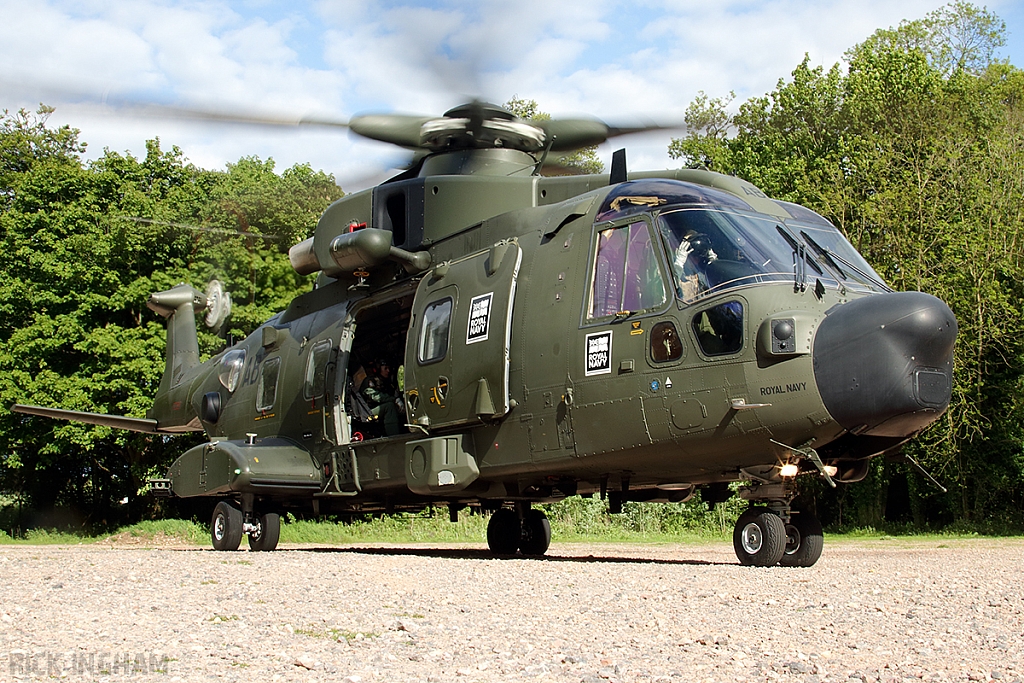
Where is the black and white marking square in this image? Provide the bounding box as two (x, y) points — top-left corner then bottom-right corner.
(466, 292), (493, 344)
(585, 331), (613, 376)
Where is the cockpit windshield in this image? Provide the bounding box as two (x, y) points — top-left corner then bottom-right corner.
(592, 180), (887, 306)
(658, 209), (798, 302)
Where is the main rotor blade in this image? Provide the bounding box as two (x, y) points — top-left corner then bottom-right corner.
(0, 79), (351, 130)
(606, 121), (687, 139)
(69, 101), (350, 130)
(539, 118), (687, 153)
(349, 114), (437, 149)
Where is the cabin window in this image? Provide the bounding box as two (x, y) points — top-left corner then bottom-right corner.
(303, 340), (332, 400)
(692, 301), (744, 356)
(218, 349), (246, 393)
(588, 220), (666, 319)
(418, 297), (452, 364)
(256, 356), (282, 412)
(650, 321), (684, 363)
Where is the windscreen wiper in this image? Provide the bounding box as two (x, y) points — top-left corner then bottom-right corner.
(775, 224), (822, 292)
(775, 225), (823, 276)
(799, 232), (893, 293)
(799, 231), (848, 279)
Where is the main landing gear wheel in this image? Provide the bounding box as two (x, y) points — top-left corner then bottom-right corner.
(519, 509), (551, 556)
(779, 512), (823, 567)
(248, 512), (281, 552)
(486, 508), (521, 555)
(733, 507), (786, 566)
(211, 501), (243, 551)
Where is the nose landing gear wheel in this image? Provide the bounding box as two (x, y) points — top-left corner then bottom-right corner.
(211, 501), (243, 551)
(779, 512), (823, 567)
(486, 508), (521, 555)
(248, 512), (281, 552)
(733, 507), (786, 566)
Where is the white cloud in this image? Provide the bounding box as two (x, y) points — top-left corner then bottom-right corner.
(0, 0), (1020, 191)
(0, 2), (159, 92)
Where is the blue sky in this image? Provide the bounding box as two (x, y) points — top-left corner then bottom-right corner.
(2, 0), (1021, 190)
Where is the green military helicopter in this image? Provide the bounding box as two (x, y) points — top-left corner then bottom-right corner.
(14, 101), (957, 566)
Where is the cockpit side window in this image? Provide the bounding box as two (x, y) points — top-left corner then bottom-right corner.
(588, 220), (666, 319)
(651, 321), (684, 362)
(692, 301), (744, 356)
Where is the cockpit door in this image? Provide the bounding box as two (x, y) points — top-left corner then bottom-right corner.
(405, 242), (522, 430)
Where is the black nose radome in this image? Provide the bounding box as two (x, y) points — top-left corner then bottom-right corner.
(813, 292), (957, 438)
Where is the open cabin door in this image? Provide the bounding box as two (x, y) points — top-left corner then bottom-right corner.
(405, 241), (522, 430)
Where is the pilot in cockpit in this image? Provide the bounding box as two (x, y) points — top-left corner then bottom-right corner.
(673, 229), (718, 300)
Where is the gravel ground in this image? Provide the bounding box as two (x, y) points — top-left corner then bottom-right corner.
(1, 538), (1021, 682)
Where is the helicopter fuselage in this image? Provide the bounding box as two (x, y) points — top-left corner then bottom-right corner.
(12, 104), (957, 565)
(148, 169), (956, 532)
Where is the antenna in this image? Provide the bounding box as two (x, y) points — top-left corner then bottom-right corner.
(610, 148), (627, 184)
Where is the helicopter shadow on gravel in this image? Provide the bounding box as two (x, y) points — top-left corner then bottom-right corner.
(296, 546), (731, 566)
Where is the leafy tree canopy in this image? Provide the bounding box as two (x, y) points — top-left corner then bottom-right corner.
(0, 107), (342, 528)
(669, 2), (1024, 528)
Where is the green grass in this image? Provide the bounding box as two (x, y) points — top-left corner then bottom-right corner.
(0, 528), (94, 545)
(105, 519), (209, 545)
(295, 625), (377, 641)
(278, 510), (490, 544)
(1, 499), (1022, 547)
(0, 518), (207, 546)
(276, 498), (741, 545)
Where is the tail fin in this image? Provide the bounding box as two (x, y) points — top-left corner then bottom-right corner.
(11, 283), (210, 435)
(147, 284), (206, 393)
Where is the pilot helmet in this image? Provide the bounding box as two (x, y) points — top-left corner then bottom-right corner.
(683, 230), (717, 264)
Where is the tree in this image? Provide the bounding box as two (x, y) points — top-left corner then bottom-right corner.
(667, 90), (734, 171)
(503, 96), (605, 175)
(667, 3), (1024, 528)
(0, 111), (342, 531)
(850, 1), (1006, 76)
(0, 106), (85, 205)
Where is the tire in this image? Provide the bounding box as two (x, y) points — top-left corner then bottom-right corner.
(519, 509), (551, 556)
(779, 512), (823, 567)
(248, 512), (281, 552)
(732, 507), (786, 566)
(211, 501), (243, 551)
(486, 508), (521, 555)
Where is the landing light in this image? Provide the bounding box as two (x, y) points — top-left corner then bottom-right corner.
(779, 463), (799, 478)
(823, 465), (838, 477)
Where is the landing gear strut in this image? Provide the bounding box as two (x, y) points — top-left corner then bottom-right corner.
(486, 505), (551, 556)
(247, 511), (281, 552)
(733, 480), (823, 567)
(732, 508), (822, 566)
(209, 498), (281, 551)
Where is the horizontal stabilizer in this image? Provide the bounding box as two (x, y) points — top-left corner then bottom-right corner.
(12, 404), (164, 433)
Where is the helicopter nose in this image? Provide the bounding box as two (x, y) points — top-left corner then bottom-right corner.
(812, 291), (957, 438)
